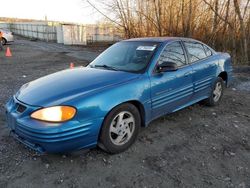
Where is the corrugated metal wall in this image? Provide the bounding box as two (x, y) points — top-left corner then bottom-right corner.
(10, 22), (57, 41)
(0, 23), (10, 30)
(61, 24), (87, 45)
(1, 22), (121, 45)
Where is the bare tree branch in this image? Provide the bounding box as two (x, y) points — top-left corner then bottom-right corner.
(85, 0), (124, 27)
(202, 0), (233, 29)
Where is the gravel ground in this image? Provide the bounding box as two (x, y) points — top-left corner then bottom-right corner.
(0, 37), (250, 188)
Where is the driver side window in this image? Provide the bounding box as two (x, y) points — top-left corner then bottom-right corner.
(158, 42), (186, 67)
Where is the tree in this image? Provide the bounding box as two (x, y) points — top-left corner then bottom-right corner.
(85, 0), (250, 64)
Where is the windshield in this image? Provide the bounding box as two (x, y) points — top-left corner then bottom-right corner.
(89, 41), (160, 73)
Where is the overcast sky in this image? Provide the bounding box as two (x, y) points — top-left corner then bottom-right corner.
(0, 0), (104, 24)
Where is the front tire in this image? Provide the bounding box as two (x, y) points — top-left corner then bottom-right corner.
(1, 38), (7, 45)
(204, 77), (224, 106)
(99, 103), (141, 154)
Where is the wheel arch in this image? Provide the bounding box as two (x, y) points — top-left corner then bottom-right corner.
(218, 71), (228, 85)
(2, 37), (7, 44)
(101, 100), (146, 130)
(126, 100), (146, 127)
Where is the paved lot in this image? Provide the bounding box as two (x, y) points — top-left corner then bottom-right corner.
(0, 37), (250, 188)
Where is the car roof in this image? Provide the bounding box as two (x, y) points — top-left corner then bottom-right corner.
(123, 37), (200, 43)
(123, 37), (216, 53)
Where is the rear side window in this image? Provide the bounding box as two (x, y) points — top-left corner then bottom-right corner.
(203, 45), (213, 57)
(184, 42), (207, 63)
(158, 42), (186, 67)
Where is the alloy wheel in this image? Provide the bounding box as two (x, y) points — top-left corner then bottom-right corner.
(109, 111), (135, 146)
(213, 82), (222, 102)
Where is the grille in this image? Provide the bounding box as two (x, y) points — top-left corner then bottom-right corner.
(16, 104), (27, 113)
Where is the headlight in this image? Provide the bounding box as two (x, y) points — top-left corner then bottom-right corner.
(31, 106), (76, 122)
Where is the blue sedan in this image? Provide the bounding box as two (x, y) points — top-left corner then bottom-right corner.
(5, 37), (233, 153)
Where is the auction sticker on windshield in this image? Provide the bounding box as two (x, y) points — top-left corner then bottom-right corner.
(136, 46), (156, 51)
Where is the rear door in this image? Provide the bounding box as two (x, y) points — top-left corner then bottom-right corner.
(150, 41), (193, 119)
(183, 41), (217, 100)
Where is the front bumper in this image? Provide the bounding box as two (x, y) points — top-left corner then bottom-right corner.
(5, 96), (103, 153)
(4, 34), (14, 42)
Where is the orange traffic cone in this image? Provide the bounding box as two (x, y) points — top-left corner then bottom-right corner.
(5, 47), (12, 57)
(70, 62), (74, 69)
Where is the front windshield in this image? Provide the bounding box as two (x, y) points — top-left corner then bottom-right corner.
(89, 41), (160, 73)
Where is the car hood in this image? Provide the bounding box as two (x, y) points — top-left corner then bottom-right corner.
(16, 67), (139, 106)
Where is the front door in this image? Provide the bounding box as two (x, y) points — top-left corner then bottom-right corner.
(150, 41), (193, 119)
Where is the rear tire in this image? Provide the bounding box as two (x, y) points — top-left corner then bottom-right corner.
(204, 77), (224, 106)
(99, 103), (141, 154)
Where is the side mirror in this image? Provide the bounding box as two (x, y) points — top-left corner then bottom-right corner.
(157, 61), (178, 72)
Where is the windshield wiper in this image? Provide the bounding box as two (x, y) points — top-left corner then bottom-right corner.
(93, 64), (119, 71)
